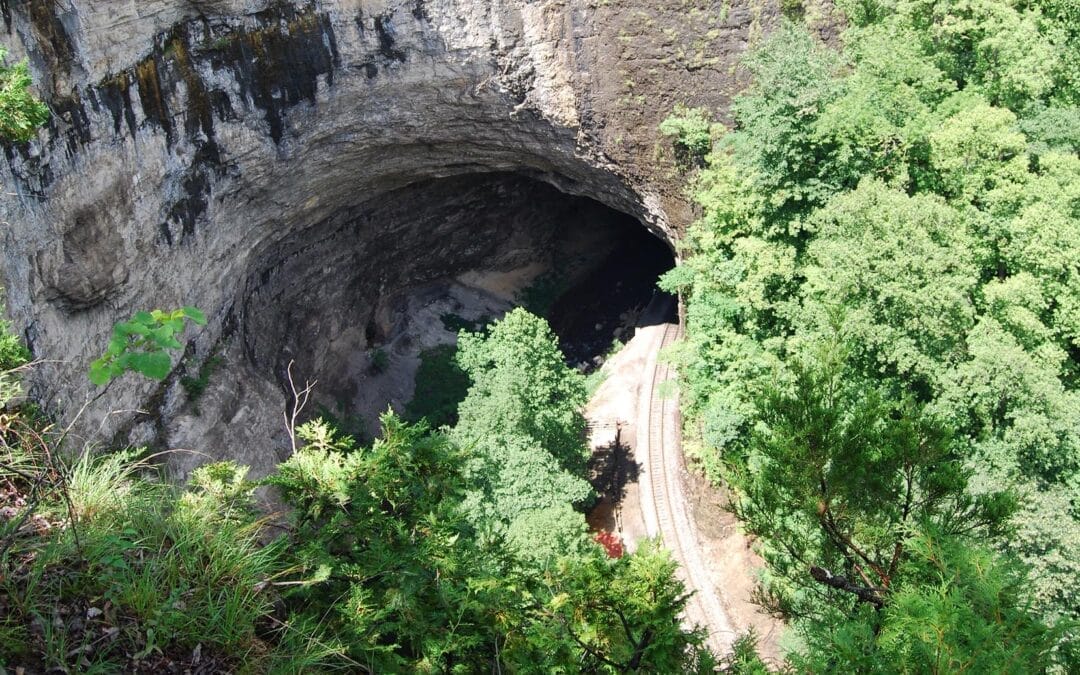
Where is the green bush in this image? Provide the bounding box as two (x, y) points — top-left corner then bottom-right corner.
(668, 5), (1079, 669)
(0, 303), (29, 371)
(368, 347), (388, 374)
(659, 104), (720, 169)
(0, 47), (49, 142)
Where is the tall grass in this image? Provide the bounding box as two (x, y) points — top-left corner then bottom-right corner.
(0, 446), (342, 672)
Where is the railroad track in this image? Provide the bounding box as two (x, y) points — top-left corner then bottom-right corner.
(637, 319), (734, 655)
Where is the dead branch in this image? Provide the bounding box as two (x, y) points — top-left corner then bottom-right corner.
(809, 566), (887, 609)
(283, 360), (316, 455)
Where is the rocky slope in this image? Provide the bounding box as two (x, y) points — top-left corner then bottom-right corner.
(0, 0), (774, 475)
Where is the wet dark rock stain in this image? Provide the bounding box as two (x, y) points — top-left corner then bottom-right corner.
(3, 1), (342, 233)
(46, 94), (91, 156)
(354, 9), (414, 79)
(26, 0), (77, 78)
(412, 0), (431, 22)
(97, 72), (138, 138)
(374, 15), (407, 63)
(161, 140), (225, 245)
(207, 4), (340, 144)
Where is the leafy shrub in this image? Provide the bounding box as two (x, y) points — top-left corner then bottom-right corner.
(89, 307), (206, 385)
(367, 347), (388, 374)
(668, 5), (1080, 668)
(266, 414), (507, 670)
(659, 104), (720, 169)
(0, 47), (49, 142)
(0, 312), (28, 371)
(780, 0), (804, 20)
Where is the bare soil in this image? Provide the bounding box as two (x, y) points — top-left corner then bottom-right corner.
(585, 317), (785, 662)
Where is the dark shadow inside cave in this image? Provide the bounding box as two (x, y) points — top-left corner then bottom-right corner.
(546, 218), (676, 369)
(242, 170), (675, 434)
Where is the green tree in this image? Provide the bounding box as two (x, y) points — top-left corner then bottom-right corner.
(729, 342), (1015, 619)
(514, 541), (716, 673)
(456, 308), (589, 475)
(268, 414), (514, 671)
(268, 414), (716, 672)
(0, 46), (48, 142)
(800, 180), (978, 392)
(453, 309), (594, 562)
(899, 0), (1057, 110)
(792, 531), (1059, 672)
(727, 22), (843, 226)
(667, 10), (1080, 648)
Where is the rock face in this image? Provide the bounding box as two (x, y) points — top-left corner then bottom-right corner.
(0, 0), (772, 476)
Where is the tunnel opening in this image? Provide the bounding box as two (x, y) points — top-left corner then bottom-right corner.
(547, 222), (677, 370)
(239, 170), (675, 437)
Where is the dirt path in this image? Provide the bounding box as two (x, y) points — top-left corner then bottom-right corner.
(635, 321), (735, 654)
(585, 296), (785, 661)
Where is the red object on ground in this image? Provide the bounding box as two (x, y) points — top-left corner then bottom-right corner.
(594, 530), (624, 559)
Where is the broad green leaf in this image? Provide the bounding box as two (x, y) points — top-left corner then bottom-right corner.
(183, 306), (207, 325)
(127, 351), (172, 380)
(88, 358), (112, 386)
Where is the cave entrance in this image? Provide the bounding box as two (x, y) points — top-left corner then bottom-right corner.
(546, 221), (677, 370)
(244, 171), (674, 436)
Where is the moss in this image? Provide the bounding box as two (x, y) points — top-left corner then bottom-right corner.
(180, 353), (223, 414)
(781, 0), (806, 20)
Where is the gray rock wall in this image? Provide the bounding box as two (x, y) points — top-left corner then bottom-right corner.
(0, 0), (773, 475)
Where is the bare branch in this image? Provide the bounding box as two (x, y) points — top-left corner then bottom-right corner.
(283, 360), (317, 455)
(809, 566), (886, 609)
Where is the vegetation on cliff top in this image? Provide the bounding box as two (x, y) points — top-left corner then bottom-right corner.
(663, 0), (1078, 669)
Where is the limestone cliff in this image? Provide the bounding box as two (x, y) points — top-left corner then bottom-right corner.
(0, 0), (773, 476)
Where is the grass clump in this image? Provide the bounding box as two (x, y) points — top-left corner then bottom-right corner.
(0, 445), (339, 672)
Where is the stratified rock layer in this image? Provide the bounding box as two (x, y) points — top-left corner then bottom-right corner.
(0, 0), (772, 475)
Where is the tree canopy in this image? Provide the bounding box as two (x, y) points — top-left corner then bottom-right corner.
(453, 308), (595, 564)
(663, 1), (1079, 669)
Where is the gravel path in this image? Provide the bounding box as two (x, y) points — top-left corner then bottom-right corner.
(635, 317), (737, 655)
